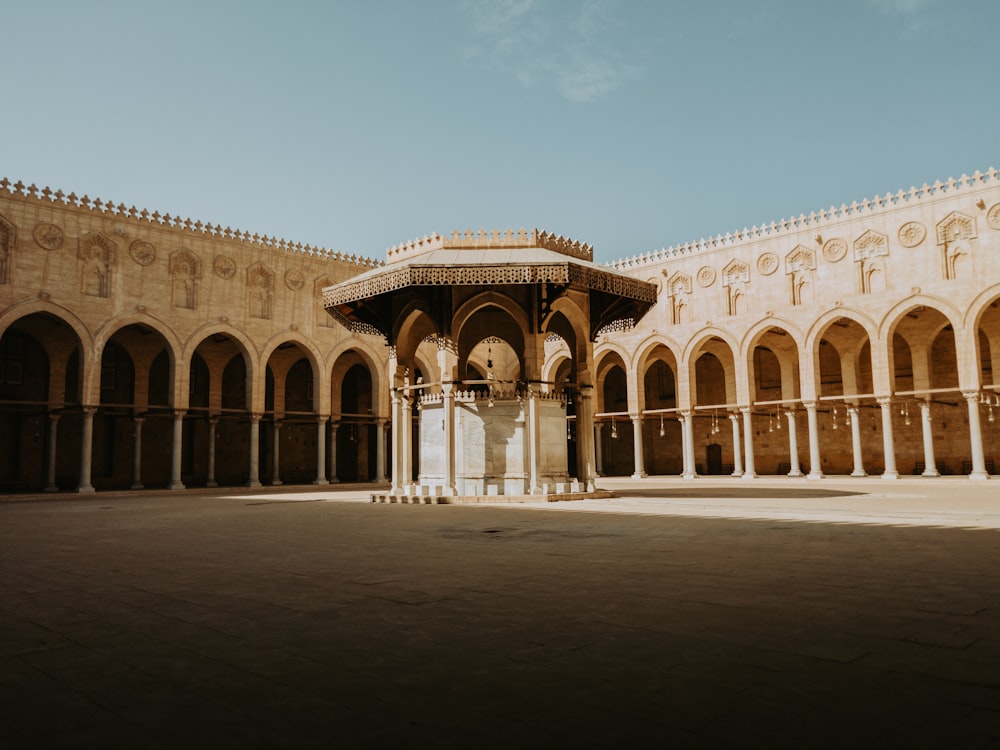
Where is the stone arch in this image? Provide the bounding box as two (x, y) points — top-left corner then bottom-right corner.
(324, 337), (387, 417)
(91, 314), (183, 406)
(259, 331), (325, 414)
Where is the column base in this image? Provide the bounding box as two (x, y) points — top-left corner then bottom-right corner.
(850, 470), (867, 477)
(731, 470), (743, 477)
(246, 480), (262, 488)
(681, 471), (698, 479)
(787, 470), (803, 478)
(630, 471), (647, 479)
(44, 485), (59, 493)
(741, 472), (757, 480)
(881, 472), (899, 480)
(271, 480), (283, 486)
(77, 485), (95, 494)
(329, 477), (340, 484)
(922, 469), (940, 477)
(169, 481), (186, 490)
(807, 471), (824, 480)
(206, 480), (218, 488)
(130, 482), (144, 490)
(969, 471), (990, 481)
(313, 478), (329, 486)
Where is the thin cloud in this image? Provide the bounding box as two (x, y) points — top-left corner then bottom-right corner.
(461, 0), (644, 103)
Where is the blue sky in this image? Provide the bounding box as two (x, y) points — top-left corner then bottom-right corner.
(5, 0), (997, 264)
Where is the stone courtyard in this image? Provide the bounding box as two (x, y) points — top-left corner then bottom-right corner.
(3, 478), (1000, 748)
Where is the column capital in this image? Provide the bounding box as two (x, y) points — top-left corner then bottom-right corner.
(739, 406), (753, 416)
(802, 401), (817, 411)
(208, 416), (219, 426)
(250, 412), (263, 423)
(962, 390), (982, 403)
(82, 405), (98, 416)
(876, 396), (893, 407)
(172, 409), (186, 419)
(728, 412), (740, 422)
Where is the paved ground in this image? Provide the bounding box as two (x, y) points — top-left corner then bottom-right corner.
(2, 477), (1000, 748)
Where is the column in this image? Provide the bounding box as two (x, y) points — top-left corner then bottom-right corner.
(740, 407), (757, 479)
(785, 409), (802, 477)
(131, 416), (145, 490)
(594, 423), (604, 476)
(964, 391), (990, 480)
(44, 412), (61, 492)
(729, 413), (743, 476)
(313, 416), (328, 485)
(804, 402), (823, 479)
(631, 415), (646, 479)
(328, 420), (340, 484)
(681, 410), (697, 478)
(169, 410), (186, 490)
(577, 386), (596, 491)
(206, 417), (218, 488)
(247, 413), (262, 487)
(271, 421), (283, 486)
(848, 406), (866, 477)
(877, 397), (898, 479)
(527, 389), (541, 492)
(442, 384), (456, 495)
(919, 401), (938, 477)
(375, 419), (387, 483)
(390, 391), (402, 492)
(77, 406), (96, 494)
(401, 394), (413, 491)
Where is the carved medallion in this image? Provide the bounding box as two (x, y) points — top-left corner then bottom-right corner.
(285, 269), (305, 291)
(897, 221), (926, 248)
(33, 222), (64, 250)
(213, 255), (236, 279)
(129, 240), (157, 266)
(696, 266), (716, 288)
(986, 203), (1000, 230)
(756, 252), (779, 276)
(822, 238), (847, 263)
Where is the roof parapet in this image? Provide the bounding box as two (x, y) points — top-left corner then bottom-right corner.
(386, 228), (594, 264)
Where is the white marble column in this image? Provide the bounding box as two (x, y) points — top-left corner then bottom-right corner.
(527, 389), (541, 493)
(328, 420), (340, 484)
(848, 406), (866, 477)
(919, 401), (939, 477)
(247, 413), (262, 487)
(206, 417), (218, 488)
(442, 384), (456, 495)
(44, 412), (61, 492)
(168, 410), (186, 490)
(740, 407), (756, 479)
(401, 394), (413, 491)
(77, 406), (96, 494)
(271, 421), (282, 486)
(729, 413), (743, 476)
(131, 416), (145, 490)
(679, 411), (693, 478)
(804, 402), (823, 479)
(964, 391), (990, 480)
(877, 397), (899, 479)
(390, 392), (402, 492)
(631, 415), (646, 479)
(785, 410), (802, 477)
(375, 418), (387, 483)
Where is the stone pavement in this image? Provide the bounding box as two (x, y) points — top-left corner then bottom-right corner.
(2, 477), (1000, 748)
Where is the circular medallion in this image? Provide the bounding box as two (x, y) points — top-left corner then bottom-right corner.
(285, 269), (305, 291)
(987, 203), (1000, 230)
(897, 222), (926, 248)
(213, 255), (236, 279)
(696, 266), (716, 287)
(822, 238), (847, 263)
(129, 240), (156, 266)
(33, 222), (64, 250)
(756, 252), (779, 276)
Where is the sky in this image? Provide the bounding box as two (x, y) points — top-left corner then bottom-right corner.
(4, 0), (998, 264)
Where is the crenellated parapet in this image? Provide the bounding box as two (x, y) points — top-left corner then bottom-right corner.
(0, 177), (381, 270)
(607, 167), (1000, 270)
(386, 228), (594, 264)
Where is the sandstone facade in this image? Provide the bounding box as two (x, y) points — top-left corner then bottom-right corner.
(1, 169), (998, 492)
